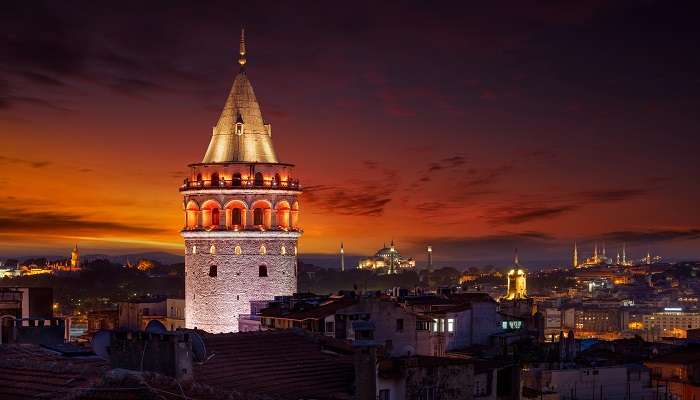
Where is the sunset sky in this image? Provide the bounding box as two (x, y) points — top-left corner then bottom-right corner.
(1, 1), (699, 265)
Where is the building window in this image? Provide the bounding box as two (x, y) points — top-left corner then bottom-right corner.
(211, 208), (220, 226)
(447, 318), (455, 333)
(254, 208), (263, 225)
(232, 208), (242, 226)
(260, 244), (267, 255)
(259, 265), (268, 277)
(234, 245), (242, 255)
(209, 245), (216, 254)
(211, 172), (219, 187)
(378, 389), (390, 400)
(209, 265), (217, 277)
(254, 172), (264, 186)
(281, 245), (286, 255)
(396, 318), (404, 332)
(192, 245), (197, 254)
(325, 321), (334, 333)
(232, 172), (241, 187)
(419, 387), (436, 400)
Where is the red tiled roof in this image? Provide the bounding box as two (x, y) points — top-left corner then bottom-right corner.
(0, 344), (107, 400)
(195, 329), (355, 399)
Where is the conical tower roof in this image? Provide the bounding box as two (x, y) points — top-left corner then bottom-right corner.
(202, 29), (278, 163)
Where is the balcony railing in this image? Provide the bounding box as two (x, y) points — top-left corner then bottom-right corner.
(180, 178), (301, 191)
(182, 225), (301, 233)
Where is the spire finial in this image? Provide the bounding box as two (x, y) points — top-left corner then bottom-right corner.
(238, 28), (247, 68)
(514, 247), (520, 266)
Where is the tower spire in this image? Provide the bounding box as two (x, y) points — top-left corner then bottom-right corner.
(238, 27), (247, 68)
(573, 241), (579, 268)
(514, 247), (520, 266)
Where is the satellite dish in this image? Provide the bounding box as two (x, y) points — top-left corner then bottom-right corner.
(190, 331), (207, 362)
(145, 320), (167, 334)
(402, 345), (416, 357)
(91, 330), (111, 360)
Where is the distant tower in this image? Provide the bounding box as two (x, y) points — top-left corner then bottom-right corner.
(616, 250), (621, 265)
(181, 30), (301, 333)
(622, 243), (627, 264)
(646, 249), (652, 265)
(573, 241), (579, 268)
(340, 242), (345, 272)
(505, 250), (527, 300)
(427, 245), (433, 272)
(389, 240), (396, 274)
(70, 244), (80, 269)
(594, 242), (598, 259)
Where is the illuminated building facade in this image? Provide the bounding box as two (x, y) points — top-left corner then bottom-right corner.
(181, 31), (301, 333)
(641, 308), (700, 339)
(357, 241), (416, 274)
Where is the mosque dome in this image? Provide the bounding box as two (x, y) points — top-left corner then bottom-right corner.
(375, 246), (401, 259)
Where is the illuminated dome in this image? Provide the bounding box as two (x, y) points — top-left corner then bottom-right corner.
(375, 247), (401, 259)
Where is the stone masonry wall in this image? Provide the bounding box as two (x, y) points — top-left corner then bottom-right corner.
(184, 235), (298, 333)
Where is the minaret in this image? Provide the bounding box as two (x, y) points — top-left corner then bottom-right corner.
(181, 30), (302, 333)
(594, 242), (598, 259)
(340, 242), (345, 272)
(616, 250), (621, 265)
(427, 245), (433, 272)
(514, 247), (520, 267)
(622, 243), (627, 265)
(573, 241), (579, 268)
(389, 240), (396, 275)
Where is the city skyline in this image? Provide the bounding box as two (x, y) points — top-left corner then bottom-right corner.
(2, 1), (700, 263)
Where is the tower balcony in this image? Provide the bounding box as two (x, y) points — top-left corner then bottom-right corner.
(180, 178), (301, 192)
(182, 225), (302, 233)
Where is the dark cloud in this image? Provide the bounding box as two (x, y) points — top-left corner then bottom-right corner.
(487, 204), (578, 225)
(0, 207), (166, 235)
(303, 184), (392, 216)
(600, 229), (700, 244)
(577, 189), (647, 203)
(0, 155), (52, 169)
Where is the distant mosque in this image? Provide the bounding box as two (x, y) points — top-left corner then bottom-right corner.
(357, 241), (416, 274)
(573, 241), (657, 268)
(500, 250), (535, 317)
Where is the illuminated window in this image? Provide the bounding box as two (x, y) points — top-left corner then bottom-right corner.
(208, 265), (217, 277)
(259, 265), (268, 277)
(234, 245), (242, 255)
(281, 245), (286, 255)
(209, 245), (216, 254)
(447, 318), (454, 333)
(192, 245), (197, 254)
(260, 244), (267, 255)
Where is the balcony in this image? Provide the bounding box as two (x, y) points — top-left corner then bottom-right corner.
(182, 225), (302, 233)
(180, 178), (301, 192)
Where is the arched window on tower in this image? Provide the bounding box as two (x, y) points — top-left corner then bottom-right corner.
(232, 208), (242, 226)
(234, 245), (242, 255)
(259, 265), (268, 277)
(273, 173), (280, 187)
(232, 173), (242, 187)
(254, 208), (263, 226)
(254, 172), (264, 187)
(209, 265), (217, 277)
(211, 208), (220, 227)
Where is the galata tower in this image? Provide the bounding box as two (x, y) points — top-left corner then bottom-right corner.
(181, 30), (301, 333)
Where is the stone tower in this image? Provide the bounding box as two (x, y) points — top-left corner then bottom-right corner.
(181, 30), (301, 333)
